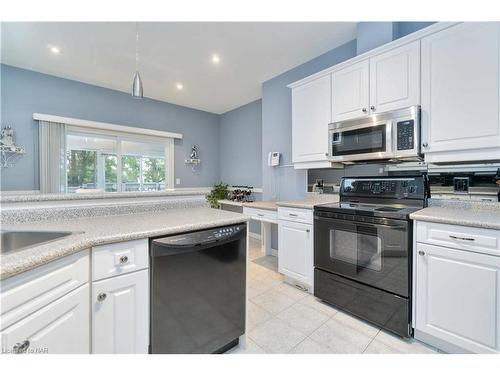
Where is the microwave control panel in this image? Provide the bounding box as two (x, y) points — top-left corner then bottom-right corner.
(396, 120), (415, 150)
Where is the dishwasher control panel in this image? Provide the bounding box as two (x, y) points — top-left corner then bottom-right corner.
(153, 223), (246, 247)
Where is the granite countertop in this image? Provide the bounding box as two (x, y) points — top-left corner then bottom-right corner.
(276, 194), (340, 209)
(0, 207), (249, 280)
(0, 189), (209, 203)
(218, 199), (244, 207)
(242, 201), (278, 211)
(410, 206), (500, 230)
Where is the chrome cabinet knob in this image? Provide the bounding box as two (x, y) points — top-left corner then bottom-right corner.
(97, 292), (107, 302)
(418, 250), (425, 256)
(370, 105), (376, 111)
(422, 142), (429, 148)
(119, 255), (129, 264)
(13, 340), (30, 354)
(362, 108), (367, 113)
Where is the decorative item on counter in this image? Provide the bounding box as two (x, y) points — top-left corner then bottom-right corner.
(229, 185), (254, 203)
(185, 145), (201, 172)
(312, 179), (324, 194)
(1, 125), (25, 168)
(206, 182), (229, 209)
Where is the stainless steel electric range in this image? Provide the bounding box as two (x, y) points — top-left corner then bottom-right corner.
(313, 176), (428, 337)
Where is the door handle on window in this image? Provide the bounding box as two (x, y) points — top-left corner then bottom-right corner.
(449, 235), (475, 241)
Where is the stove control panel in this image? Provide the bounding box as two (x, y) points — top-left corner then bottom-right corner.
(341, 177), (424, 199)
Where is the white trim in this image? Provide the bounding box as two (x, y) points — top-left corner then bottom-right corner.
(33, 113), (183, 140)
(287, 22), (459, 89)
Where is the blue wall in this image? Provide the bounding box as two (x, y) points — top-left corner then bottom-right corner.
(356, 22), (396, 55)
(0, 64), (221, 191)
(395, 22), (435, 39)
(219, 99), (262, 188)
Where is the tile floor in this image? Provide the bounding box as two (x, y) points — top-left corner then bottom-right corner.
(228, 238), (438, 354)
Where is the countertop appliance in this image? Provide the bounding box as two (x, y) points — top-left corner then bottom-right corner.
(149, 223), (247, 353)
(328, 106), (421, 163)
(313, 176), (428, 337)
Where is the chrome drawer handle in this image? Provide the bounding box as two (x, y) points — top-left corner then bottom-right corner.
(418, 250), (425, 256)
(449, 235), (475, 241)
(289, 213), (298, 217)
(13, 340), (30, 354)
(257, 213), (264, 217)
(97, 292), (107, 302)
(119, 255), (129, 264)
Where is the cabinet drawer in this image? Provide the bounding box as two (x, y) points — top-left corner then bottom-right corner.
(278, 207), (313, 224)
(416, 221), (500, 257)
(1, 283), (90, 354)
(243, 207), (278, 223)
(1, 250), (89, 330)
(469, 195), (498, 202)
(92, 239), (148, 281)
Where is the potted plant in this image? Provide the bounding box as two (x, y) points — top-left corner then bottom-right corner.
(206, 182), (229, 209)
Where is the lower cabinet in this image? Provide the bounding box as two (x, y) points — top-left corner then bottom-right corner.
(1, 284), (90, 354)
(278, 219), (313, 290)
(415, 242), (500, 353)
(92, 269), (149, 354)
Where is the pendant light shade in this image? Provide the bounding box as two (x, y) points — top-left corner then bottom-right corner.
(132, 71), (143, 98)
(131, 23), (144, 98)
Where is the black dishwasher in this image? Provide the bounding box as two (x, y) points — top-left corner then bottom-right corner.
(149, 223), (247, 354)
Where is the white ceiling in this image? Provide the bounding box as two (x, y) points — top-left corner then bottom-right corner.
(1, 22), (357, 114)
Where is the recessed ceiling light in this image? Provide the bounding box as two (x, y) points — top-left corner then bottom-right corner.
(48, 45), (60, 54)
(176, 83), (184, 90)
(211, 54), (220, 64)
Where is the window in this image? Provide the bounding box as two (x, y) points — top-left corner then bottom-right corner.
(65, 128), (173, 193)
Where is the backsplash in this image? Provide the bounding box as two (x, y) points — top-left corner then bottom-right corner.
(307, 163), (388, 193)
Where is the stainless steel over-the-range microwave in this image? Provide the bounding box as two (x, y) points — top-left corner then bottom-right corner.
(328, 106), (421, 163)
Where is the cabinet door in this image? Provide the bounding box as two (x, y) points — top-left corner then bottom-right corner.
(92, 269), (148, 354)
(291, 74), (331, 163)
(1, 284), (89, 354)
(278, 220), (313, 287)
(421, 22), (500, 160)
(369, 40), (420, 113)
(415, 243), (500, 353)
(331, 60), (369, 122)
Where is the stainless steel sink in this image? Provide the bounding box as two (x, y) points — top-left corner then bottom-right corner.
(0, 230), (77, 254)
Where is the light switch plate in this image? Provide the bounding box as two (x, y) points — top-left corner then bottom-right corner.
(176, 178), (181, 185)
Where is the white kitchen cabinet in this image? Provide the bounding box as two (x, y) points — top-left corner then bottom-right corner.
(369, 40), (420, 114)
(92, 269), (149, 354)
(278, 218), (313, 291)
(331, 59), (370, 122)
(415, 242), (500, 353)
(1, 284), (89, 354)
(291, 74), (331, 164)
(421, 22), (500, 162)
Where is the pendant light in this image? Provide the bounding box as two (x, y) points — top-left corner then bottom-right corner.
(131, 22), (143, 98)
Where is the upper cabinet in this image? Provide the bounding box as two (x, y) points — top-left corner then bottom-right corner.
(331, 60), (370, 121)
(291, 74), (332, 165)
(369, 40), (420, 114)
(421, 22), (500, 163)
(331, 41), (420, 122)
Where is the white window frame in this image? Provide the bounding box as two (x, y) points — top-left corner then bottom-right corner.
(66, 125), (175, 192)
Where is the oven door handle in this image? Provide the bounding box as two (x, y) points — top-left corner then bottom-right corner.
(315, 215), (407, 231)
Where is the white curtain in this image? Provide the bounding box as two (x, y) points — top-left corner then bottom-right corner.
(39, 121), (66, 193)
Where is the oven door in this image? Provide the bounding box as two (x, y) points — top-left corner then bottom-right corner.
(314, 215), (409, 297)
(329, 121), (393, 162)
